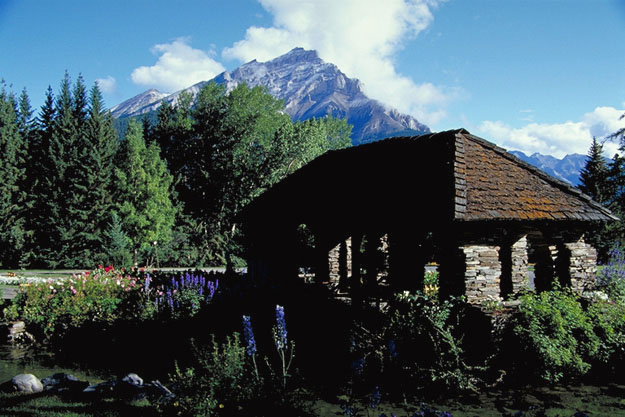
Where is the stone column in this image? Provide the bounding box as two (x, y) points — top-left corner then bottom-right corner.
(500, 235), (528, 298)
(329, 242), (341, 284)
(462, 244), (502, 304)
(565, 235), (597, 293)
(339, 238), (352, 290)
(510, 235), (529, 294)
(351, 233), (363, 306)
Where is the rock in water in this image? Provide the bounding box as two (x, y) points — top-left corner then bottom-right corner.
(12, 374), (43, 393)
(122, 373), (143, 386)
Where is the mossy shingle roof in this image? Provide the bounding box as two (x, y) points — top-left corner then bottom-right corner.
(243, 129), (617, 228)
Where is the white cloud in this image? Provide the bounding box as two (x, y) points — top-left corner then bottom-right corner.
(478, 106), (625, 158)
(131, 38), (225, 92)
(95, 76), (116, 94)
(222, 0), (453, 125)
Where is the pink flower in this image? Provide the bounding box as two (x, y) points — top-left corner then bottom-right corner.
(105, 265), (114, 273)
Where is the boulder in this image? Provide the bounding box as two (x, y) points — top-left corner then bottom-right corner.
(12, 374), (43, 394)
(122, 373), (143, 386)
(42, 373), (89, 392)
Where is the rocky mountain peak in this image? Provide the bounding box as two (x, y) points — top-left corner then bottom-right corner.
(111, 47), (430, 144)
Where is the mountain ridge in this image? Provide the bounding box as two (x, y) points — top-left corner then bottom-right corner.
(111, 47), (430, 144)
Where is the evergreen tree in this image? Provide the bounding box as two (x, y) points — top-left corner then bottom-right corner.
(579, 137), (609, 203)
(28, 86), (56, 266)
(0, 83), (29, 267)
(104, 212), (132, 268)
(45, 72), (86, 267)
(578, 138), (612, 259)
(115, 119), (176, 266)
(66, 82), (120, 264)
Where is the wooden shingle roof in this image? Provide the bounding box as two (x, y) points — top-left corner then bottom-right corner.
(453, 129), (617, 222)
(243, 129), (617, 229)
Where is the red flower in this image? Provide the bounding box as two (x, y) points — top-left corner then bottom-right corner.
(104, 265), (114, 273)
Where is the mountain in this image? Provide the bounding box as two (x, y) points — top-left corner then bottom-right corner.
(509, 150), (586, 186)
(111, 89), (170, 118)
(111, 48), (430, 144)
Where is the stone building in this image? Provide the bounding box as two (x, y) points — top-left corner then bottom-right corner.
(242, 129), (617, 304)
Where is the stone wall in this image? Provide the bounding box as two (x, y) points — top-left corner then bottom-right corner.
(462, 244), (502, 304)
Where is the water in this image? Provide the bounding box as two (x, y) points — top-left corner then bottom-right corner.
(0, 343), (108, 385)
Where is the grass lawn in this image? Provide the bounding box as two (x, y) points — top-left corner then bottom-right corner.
(0, 392), (158, 417)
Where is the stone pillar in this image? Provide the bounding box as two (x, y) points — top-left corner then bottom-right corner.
(377, 234), (390, 283)
(500, 235), (529, 298)
(351, 233), (363, 306)
(462, 244), (502, 304)
(329, 242), (341, 284)
(510, 235), (529, 294)
(565, 235), (597, 293)
(339, 238), (352, 290)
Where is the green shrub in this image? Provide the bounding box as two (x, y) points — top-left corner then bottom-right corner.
(167, 334), (260, 416)
(588, 298), (625, 369)
(385, 292), (478, 394)
(512, 287), (600, 383)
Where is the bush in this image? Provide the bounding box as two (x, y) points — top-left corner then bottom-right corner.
(384, 292), (478, 395)
(167, 334), (260, 417)
(4, 265), (144, 339)
(511, 287), (600, 383)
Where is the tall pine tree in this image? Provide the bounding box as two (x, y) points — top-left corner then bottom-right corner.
(0, 83), (29, 267)
(579, 137), (609, 203)
(28, 86), (56, 266)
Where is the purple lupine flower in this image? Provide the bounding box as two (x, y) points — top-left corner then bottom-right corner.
(242, 315), (257, 356)
(144, 273), (151, 291)
(388, 339), (398, 359)
(275, 305), (287, 350)
(351, 358), (364, 375)
(370, 386), (381, 409)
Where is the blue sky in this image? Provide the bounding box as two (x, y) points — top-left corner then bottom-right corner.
(1, 0), (624, 157)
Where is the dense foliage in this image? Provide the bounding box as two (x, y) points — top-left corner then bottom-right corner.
(149, 82), (352, 266)
(0, 76), (352, 268)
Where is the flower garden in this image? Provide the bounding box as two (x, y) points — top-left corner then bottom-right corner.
(2, 254), (625, 416)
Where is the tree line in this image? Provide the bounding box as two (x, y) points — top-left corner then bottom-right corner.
(0, 74), (351, 269)
(578, 116), (625, 260)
